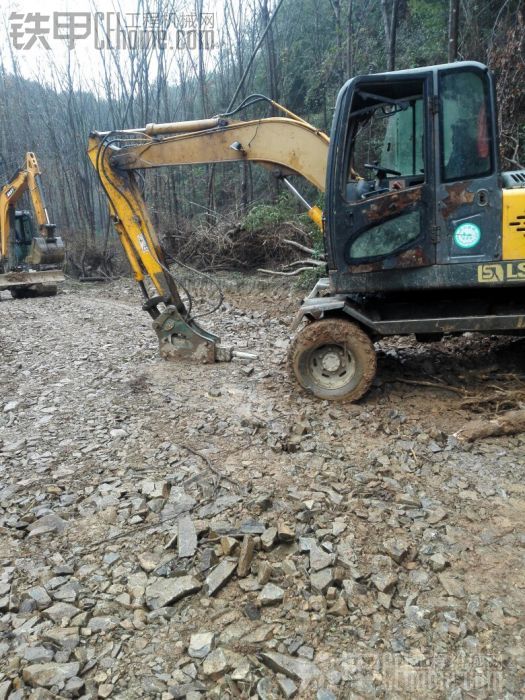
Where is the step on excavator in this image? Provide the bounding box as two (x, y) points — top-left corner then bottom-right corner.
(0, 152), (65, 298)
(88, 61), (525, 401)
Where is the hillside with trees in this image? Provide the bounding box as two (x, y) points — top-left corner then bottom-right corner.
(0, 0), (523, 275)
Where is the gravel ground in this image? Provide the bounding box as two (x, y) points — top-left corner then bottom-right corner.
(0, 276), (524, 699)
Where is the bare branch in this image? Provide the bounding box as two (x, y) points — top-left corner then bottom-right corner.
(258, 267), (317, 276)
(282, 238), (320, 256)
(285, 259), (325, 268)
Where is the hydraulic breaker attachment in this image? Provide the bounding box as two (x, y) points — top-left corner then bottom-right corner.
(152, 305), (222, 363)
(151, 305), (253, 363)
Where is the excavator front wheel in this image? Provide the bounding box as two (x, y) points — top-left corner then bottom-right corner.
(288, 317), (377, 402)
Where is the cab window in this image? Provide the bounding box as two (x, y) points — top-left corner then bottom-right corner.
(348, 210), (420, 260)
(440, 70), (492, 182)
(344, 78), (426, 201)
(15, 214), (34, 245)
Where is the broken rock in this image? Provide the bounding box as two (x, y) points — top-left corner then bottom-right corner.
(310, 569), (333, 594)
(371, 572), (398, 593)
(188, 632), (215, 659)
(23, 662), (80, 688)
(317, 690), (336, 700)
(220, 536), (238, 556)
(145, 575), (201, 609)
(140, 480), (170, 499)
(309, 544), (333, 572)
(438, 573), (465, 598)
(261, 527), (278, 551)
(277, 677), (298, 698)
(27, 513), (67, 537)
(97, 683), (114, 698)
(260, 651), (320, 685)
(257, 561), (273, 585)
(26, 586), (52, 609)
(43, 627), (80, 650)
(237, 535), (255, 578)
(258, 583), (284, 606)
(23, 646), (54, 664)
(43, 602), (79, 624)
(205, 559), (237, 596)
(138, 551), (164, 573)
(202, 648), (230, 680)
(277, 521), (295, 542)
(383, 537), (409, 564)
(178, 513), (197, 558)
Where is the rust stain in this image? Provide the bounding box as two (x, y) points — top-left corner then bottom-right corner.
(365, 187), (422, 223)
(347, 261), (383, 273)
(395, 246), (428, 268)
(441, 181), (475, 219)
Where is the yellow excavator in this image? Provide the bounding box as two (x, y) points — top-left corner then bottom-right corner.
(0, 152), (65, 298)
(88, 61), (525, 401)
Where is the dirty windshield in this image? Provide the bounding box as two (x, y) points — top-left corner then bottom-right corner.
(348, 81), (425, 186)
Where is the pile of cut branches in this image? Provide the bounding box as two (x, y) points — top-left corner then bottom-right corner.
(163, 218), (319, 272)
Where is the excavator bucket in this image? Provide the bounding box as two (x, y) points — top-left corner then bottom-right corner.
(26, 235), (65, 267)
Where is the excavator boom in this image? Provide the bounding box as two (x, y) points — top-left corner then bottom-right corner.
(107, 117), (328, 192)
(87, 114), (329, 362)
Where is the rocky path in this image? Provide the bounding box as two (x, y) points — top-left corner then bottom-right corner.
(0, 278), (524, 699)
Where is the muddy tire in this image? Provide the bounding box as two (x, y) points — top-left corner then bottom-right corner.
(34, 284), (58, 297)
(288, 317), (377, 402)
(10, 287), (29, 299)
(10, 284), (57, 299)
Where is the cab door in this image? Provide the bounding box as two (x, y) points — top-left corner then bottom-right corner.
(325, 70), (435, 285)
(435, 65), (501, 264)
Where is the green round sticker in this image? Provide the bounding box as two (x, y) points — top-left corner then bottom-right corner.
(454, 222), (481, 249)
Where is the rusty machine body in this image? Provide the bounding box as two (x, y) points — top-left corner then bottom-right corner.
(0, 152), (65, 298)
(89, 62), (525, 401)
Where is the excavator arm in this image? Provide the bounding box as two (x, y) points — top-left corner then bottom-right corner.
(22, 152), (54, 235)
(87, 113), (329, 362)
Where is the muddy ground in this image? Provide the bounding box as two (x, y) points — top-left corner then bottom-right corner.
(0, 276), (524, 699)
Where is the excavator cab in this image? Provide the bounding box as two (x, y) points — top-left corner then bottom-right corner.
(325, 61), (503, 289)
(12, 210), (36, 265)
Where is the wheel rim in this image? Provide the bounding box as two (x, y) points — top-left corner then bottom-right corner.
(303, 342), (357, 391)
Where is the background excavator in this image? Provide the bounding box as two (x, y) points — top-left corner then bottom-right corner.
(0, 152), (65, 298)
(88, 61), (525, 401)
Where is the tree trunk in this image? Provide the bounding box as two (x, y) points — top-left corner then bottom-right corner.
(260, 0), (279, 201)
(381, 0), (400, 71)
(448, 0), (460, 62)
(346, 0), (354, 78)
